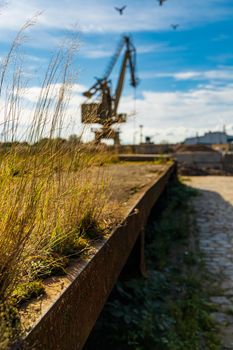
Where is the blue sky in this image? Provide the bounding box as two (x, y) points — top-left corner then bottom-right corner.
(0, 0), (233, 143)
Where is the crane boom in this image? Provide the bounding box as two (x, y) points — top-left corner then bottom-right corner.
(114, 36), (137, 115)
(103, 37), (125, 80)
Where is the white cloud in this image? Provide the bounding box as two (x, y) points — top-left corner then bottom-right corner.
(0, 0), (232, 47)
(137, 43), (185, 55)
(141, 67), (233, 82)
(80, 44), (112, 59)
(175, 69), (233, 81)
(118, 83), (233, 144)
(79, 41), (185, 60)
(1, 76), (233, 144)
(0, 82), (87, 141)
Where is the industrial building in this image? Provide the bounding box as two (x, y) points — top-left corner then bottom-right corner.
(184, 131), (233, 145)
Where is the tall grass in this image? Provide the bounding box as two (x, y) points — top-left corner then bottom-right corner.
(0, 20), (116, 349)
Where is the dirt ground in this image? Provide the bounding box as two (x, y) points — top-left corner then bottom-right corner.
(105, 162), (168, 210)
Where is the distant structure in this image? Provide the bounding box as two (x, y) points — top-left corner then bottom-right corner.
(184, 131), (233, 145)
(145, 136), (153, 144)
(81, 36), (138, 146)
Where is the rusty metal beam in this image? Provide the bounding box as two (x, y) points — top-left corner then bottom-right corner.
(23, 163), (176, 350)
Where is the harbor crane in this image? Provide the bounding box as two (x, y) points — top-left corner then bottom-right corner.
(81, 35), (138, 145)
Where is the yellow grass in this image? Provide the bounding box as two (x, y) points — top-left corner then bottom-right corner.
(0, 20), (119, 348)
(0, 139), (118, 349)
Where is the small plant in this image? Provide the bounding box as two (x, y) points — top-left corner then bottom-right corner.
(12, 281), (45, 306)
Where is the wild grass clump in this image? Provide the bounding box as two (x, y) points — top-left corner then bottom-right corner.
(0, 19), (118, 348)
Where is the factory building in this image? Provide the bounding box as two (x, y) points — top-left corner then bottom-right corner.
(184, 131), (233, 145)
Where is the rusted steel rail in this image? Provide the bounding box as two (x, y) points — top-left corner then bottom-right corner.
(24, 163), (176, 350)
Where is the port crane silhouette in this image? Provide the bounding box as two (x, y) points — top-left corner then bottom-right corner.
(81, 36), (138, 145)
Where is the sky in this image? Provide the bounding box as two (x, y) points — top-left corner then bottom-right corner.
(0, 0), (233, 144)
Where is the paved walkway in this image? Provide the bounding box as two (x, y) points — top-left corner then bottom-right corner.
(186, 176), (233, 350)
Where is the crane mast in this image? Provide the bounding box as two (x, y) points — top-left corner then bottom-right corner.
(81, 35), (138, 145)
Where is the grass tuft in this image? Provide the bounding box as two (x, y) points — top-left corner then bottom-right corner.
(12, 281), (45, 306)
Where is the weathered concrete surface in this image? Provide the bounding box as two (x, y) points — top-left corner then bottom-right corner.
(185, 176), (233, 350)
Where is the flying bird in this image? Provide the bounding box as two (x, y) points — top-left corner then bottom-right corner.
(157, 0), (167, 6)
(115, 5), (126, 15)
(171, 24), (180, 30)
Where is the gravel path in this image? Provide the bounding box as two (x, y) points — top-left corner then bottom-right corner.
(186, 176), (233, 350)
